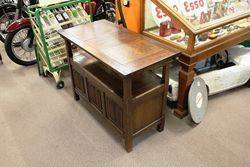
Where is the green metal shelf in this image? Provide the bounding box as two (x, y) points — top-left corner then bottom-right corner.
(28, 0), (92, 89)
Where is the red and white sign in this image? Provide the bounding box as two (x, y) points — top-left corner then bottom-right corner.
(150, 0), (209, 26)
(150, 0), (181, 26)
(179, 0), (209, 24)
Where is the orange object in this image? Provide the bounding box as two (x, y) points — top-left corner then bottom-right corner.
(116, 0), (142, 33)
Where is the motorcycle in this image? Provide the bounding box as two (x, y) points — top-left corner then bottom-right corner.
(0, 0), (17, 42)
(92, 0), (116, 23)
(4, 0), (37, 66)
(4, 0), (115, 66)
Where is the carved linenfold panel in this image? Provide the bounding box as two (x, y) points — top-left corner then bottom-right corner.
(73, 70), (86, 94)
(105, 95), (123, 129)
(87, 80), (103, 111)
(133, 94), (163, 133)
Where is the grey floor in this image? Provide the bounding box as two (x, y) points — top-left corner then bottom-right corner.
(0, 44), (250, 167)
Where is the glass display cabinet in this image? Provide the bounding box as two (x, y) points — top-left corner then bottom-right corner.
(142, 0), (250, 117)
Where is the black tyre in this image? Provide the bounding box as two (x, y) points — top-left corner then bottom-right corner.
(246, 79), (250, 88)
(56, 81), (65, 89)
(94, 0), (116, 23)
(214, 50), (229, 68)
(5, 25), (36, 66)
(0, 4), (17, 43)
(104, 0), (116, 23)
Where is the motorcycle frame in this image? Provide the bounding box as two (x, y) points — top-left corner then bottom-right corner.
(5, 0), (38, 32)
(6, 17), (30, 32)
(93, 0), (115, 21)
(0, 2), (17, 34)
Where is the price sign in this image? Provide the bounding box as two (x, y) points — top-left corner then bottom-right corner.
(180, 0), (208, 24)
(183, 0), (206, 13)
(150, 0), (210, 27)
(150, 0), (181, 26)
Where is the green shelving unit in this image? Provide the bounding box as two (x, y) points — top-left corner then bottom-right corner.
(28, 0), (92, 89)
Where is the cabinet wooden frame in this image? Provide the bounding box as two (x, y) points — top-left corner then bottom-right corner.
(141, 0), (250, 118)
(60, 20), (180, 152)
(65, 39), (171, 152)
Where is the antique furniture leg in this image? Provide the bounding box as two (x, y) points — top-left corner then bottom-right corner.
(157, 63), (169, 132)
(123, 76), (133, 152)
(65, 39), (80, 101)
(174, 54), (196, 118)
(0, 53), (2, 64)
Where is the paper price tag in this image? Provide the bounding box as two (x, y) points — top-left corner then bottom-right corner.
(63, 13), (69, 20)
(56, 14), (64, 22)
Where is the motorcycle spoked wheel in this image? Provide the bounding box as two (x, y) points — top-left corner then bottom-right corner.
(104, 1), (116, 22)
(94, 0), (116, 23)
(214, 50), (229, 68)
(0, 5), (17, 43)
(5, 25), (36, 66)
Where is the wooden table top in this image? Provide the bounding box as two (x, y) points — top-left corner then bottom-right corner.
(59, 20), (180, 76)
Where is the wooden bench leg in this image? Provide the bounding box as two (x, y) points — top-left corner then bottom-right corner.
(74, 92), (80, 101)
(157, 122), (165, 132)
(125, 135), (133, 152)
(157, 63), (169, 132)
(0, 53), (2, 64)
(123, 77), (133, 152)
(65, 39), (79, 101)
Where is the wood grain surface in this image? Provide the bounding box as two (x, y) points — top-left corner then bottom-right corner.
(59, 20), (180, 76)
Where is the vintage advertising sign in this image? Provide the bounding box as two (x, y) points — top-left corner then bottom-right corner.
(180, 0), (208, 21)
(150, 0), (181, 26)
(150, 0), (209, 26)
